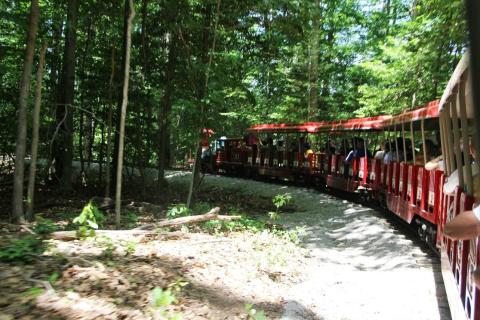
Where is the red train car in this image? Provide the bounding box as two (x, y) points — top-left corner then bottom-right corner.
(211, 52), (479, 320)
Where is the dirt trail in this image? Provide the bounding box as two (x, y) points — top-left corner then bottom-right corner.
(178, 173), (450, 320)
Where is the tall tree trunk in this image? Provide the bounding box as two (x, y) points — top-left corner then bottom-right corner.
(115, 0), (135, 229)
(157, 33), (178, 185)
(55, 0), (79, 192)
(186, 0), (221, 209)
(384, 0), (391, 37)
(49, 21), (63, 103)
(319, 22), (335, 115)
(78, 104), (85, 178)
(26, 42), (48, 221)
(308, 0), (321, 121)
(112, 0), (130, 191)
(78, 18), (94, 184)
(105, 46), (115, 197)
(45, 20), (63, 183)
(99, 114), (104, 185)
(140, 0), (148, 70)
(12, 0), (39, 222)
(87, 117), (96, 168)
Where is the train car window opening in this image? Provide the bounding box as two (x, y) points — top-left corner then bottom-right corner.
(394, 124), (400, 163)
(445, 102), (455, 175)
(451, 94), (465, 189)
(459, 80), (473, 194)
(410, 121), (416, 164)
(387, 130), (393, 163)
(440, 113), (451, 175)
(421, 119), (427, 166)
(401, 122), (407, 163)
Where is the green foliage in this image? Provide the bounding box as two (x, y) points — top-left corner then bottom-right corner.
(96, 236), (116, 258)
(149, 284), (184, 320)
(0, 235), (46, 262)
(33, 218), (59, 234)
(0, 0), (467, 192)
(121, 239), (137, 256)
(275, 226), (306, 246)
(267, 211), (279, 222)
(151, 287), (177, 307)
(22, 287), (45, 298)
(268, 193), (293, 222)
(166, 204), (190, 219)
(123, 211), (138, 228)
(272, 193), (292, 211)
(245, 303), (266, 320)
(48, 271), (60, 284)
(202, 217), (267, 234)
(192, 202), (211, 214)
(73, 202), (104, 238)
(167, 278), (189, 294)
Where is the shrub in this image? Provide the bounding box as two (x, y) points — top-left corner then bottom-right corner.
(192, 202), (211, 214)
(73, 201), (105, 238)
(166, 203), (190, 219)
(202, 217), (267, 234)
(0, 235), (46, 262)
(268, 193), (293, 222)
(33, 217), (59, 234)
(149, 285), (183, 320)
(123, 211), (138, 228)
(245, 303), (266, 320)
(272, 193), (292, 210)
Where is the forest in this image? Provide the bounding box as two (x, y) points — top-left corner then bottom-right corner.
(0, 0), (471, 318)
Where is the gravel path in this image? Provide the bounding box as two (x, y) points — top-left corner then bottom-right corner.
(167, 172), (451, 320)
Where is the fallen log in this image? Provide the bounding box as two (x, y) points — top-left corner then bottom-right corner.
(48, 229), (158, 241)
(49, 207), (241, 240)
(90, 197), (130, 210)
(137, 207), (241, 230)
(125, 201), (164, 217)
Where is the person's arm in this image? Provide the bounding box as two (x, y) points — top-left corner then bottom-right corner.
(444, 205), (480, 240)
(345, 150), (354, 163)
(425, 155), (442, 171)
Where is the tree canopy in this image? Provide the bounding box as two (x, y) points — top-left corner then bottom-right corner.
(0, 0), (468, 213)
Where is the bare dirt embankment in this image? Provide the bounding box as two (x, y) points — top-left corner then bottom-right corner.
(0, 172), (311, 320)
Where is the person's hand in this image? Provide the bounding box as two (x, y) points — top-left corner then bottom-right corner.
(472, 268), (480, 289)
(444, 210), (480, 240)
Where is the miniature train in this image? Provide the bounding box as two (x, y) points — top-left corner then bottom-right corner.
(206, 53), (480, 320)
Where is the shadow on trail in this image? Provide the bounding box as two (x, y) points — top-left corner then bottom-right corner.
(30, 251), (322, 320)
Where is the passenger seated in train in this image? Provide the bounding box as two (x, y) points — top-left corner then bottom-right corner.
(394, 137), (413, 162)
(374, 142), (388, 160)
(425, 156), (443, 171)
(443, 140), (479, 241)
(304, 143), (314, 159)
(417, 139), (441, 166)
(383, 141), (397, 164)
(344, 137), (370, 164)
(443, 138), (478, 195)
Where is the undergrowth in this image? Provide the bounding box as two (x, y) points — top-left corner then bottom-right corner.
(0, 235), (47, 262)
(149, 278), (188, 320)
